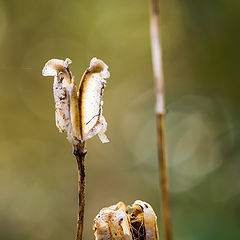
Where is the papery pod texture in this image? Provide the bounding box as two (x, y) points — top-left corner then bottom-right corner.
(93, 200), (159, 240)
(42, 57), (110, 143)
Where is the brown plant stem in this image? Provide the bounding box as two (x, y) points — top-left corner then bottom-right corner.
(73, 141), (87, 240)
(150, 1), (173, 240)
(156, 115), (172, 240)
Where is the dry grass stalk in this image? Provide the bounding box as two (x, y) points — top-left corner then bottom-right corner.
(149, 1), (173, 240)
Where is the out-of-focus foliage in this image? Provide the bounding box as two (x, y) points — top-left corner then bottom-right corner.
(0, 0), (239, 239)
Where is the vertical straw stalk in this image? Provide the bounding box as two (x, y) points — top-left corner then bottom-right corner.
(149, 1), (173, 240)
(73, 141), (87, 240)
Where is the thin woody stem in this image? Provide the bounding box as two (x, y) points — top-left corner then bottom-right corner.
(150, 1), (173, 240)
(73, 141), (87, 240)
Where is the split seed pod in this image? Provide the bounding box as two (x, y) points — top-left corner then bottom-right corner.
(93, 200), (159, 240)
(78, 57), (109, 143)
(93, 202), (133, 240)
(42, 57), (110, 143)
(131, 200), (159, 240)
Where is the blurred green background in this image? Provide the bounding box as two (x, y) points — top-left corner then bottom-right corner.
(0, 0), (239, 239)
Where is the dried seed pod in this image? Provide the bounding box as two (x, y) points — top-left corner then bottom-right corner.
(78, 57), (110, 143)
(93, 202), (133, 240)
(130, 202), (145, 240)
(131, 200), (159, 240)
(42, 57), (110, 143)
(42, 58), (80, 142)
(93, 201), (159, 240)
(42, 58), (75, 139)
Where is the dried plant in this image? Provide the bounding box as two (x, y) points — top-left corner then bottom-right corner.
(93, 202), (132, 240)
(93, 200), (159, 240)
(42, 57), (110, 240)
(130, 201), (159, 240)
(149, 1), (173, 240)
